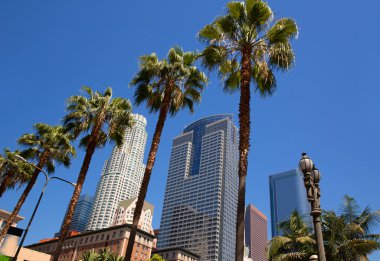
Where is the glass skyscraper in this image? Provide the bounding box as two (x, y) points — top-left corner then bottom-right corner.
(158, 114), (239, 261)
(269, 169), (310, 237)
(56, 194), (94, 236)
(86, 114), (148, 231)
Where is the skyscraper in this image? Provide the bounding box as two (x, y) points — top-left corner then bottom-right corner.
(56, 194), (94, 236)
(86, 114), (148, 231)
(244, 204), (267, 261)
(158, 114), (239, 261)
(269, 169), (310, 237)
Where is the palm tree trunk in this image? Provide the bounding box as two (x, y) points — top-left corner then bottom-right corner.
(53, 117), (104, 261)
(0, 172), (13, 197)
(123, 84), (172, 261)
(0, 154), (48, 241)
(235, 48), (252, 261)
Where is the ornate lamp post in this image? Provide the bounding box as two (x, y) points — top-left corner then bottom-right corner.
(299, 153), (326, 261)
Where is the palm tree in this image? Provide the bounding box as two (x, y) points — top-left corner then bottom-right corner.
(266, 211), (316, 261)
(0, 123), (75, 241)
(198, 1), (298, 259)
(53, 86), (134, 261)
(0, 149), (34, 197)
(123, 47), (208, 260)
(323, 195), (380, 260)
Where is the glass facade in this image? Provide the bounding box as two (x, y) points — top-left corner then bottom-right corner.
(158, 115), (239, 261)
(56, 194), (94, 236)
(269, 169), (310, 237)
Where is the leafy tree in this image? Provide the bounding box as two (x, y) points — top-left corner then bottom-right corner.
(323, 195), (380, 260)
(150, 254), (165, 261)
(80, 249), (123, 261)
(266, 211), (315, 260)
(198, 1), (297, 259)
(0, 149), (34, 197)
(81, 250), (97, 261)
(123, 47), (207, 261)
(53, 87), (133, 261)
(0, 124), (75, 241)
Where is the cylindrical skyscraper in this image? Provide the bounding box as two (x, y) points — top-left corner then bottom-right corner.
(86, 114), (148, 231)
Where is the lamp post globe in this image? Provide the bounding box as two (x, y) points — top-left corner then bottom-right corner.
(310, 255), (318, 261)
(299, 152), (313, 173)
(312, 167), (321, 182)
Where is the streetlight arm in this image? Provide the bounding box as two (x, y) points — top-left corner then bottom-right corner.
(49, 177), (76, 187)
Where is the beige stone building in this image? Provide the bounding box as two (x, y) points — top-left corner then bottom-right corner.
(152, 247), (199, 261)
(0, 209), (24, 230)
(112, 198), (154, 233)
(26, 223), (156, 261)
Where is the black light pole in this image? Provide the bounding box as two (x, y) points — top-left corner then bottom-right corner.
(12, 155), (76, 261)
(299, 153), (326, 261)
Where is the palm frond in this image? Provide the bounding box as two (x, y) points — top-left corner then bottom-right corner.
(132, 46), (207, 116)
(269, 42), (296, 71)
(340, 195), (361, 223)
(357, 207), (380, 234)
(267, 18), (298, 44)
(246, 0), (273, 29)
(199, 45), (229, 71)
(252, 61), (277, 96)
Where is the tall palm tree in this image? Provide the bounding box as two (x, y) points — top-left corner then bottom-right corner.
(0, 149), (34, 197)
(123, 47), (208, 260)
(0, 123), (75, 241)
(266, 211), (315, 261)
(323, 196), (380, 260)
(198, 1), (298, 259)
(53, 86), (133, 261)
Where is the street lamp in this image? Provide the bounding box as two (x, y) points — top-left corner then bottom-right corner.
(310, 255), (318, 261)
(299, 153), (326, 261)
(12, 155), (76, 261)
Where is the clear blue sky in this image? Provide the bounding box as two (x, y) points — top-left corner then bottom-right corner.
(1, 0), (379, 259)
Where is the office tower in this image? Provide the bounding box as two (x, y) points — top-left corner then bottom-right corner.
(245, 204), (267, 261)
(86, 114), (148, 231)
(112, 197), (154, 233)
(269, 169), (310, 237)
(55, 194), (94, 236)
(158, 114), (239, 261)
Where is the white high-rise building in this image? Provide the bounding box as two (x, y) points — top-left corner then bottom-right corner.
(86, 114), (148, 231)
